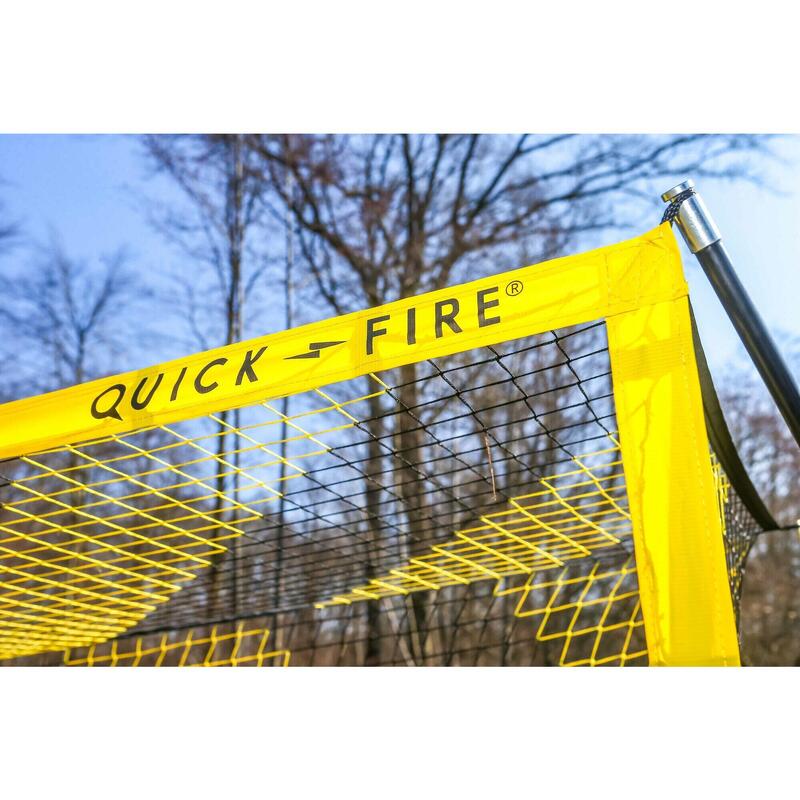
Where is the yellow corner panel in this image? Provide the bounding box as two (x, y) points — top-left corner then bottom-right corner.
(607, 296), (739, 665)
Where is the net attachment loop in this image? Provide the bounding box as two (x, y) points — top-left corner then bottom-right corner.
(661, 187), (696, 225)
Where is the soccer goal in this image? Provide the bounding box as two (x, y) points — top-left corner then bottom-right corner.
(0, 221), (780, 666)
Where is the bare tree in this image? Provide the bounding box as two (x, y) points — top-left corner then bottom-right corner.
(0, 239), (141, 395)
(141, 135), (272, 348)
(0, 238), (147, 615)
(246, 134), (772, 312)
(0, 193), (22, 400)
(242, 133), (773, 661)
(0, 202), (19, 256)
(719, 335), (800, 524)
(141, 134), (275, 616)
(719, 334), (800, 665)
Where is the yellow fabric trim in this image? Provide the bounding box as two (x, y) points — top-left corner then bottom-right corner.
(0, 224), (684, 459)
(606, 295), (740, 665)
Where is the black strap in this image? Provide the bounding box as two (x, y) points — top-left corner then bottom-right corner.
(661, 187), (696, 225)
(689, 302), (778, 531)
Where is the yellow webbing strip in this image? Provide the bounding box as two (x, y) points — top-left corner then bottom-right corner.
(607, 295), (740, 665)
(0, 225), (684, 460)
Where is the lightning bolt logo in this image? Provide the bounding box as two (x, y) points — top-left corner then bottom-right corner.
(285, 341), (346, 360)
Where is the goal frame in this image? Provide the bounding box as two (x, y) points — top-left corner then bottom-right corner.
(0, 223), (740, 665)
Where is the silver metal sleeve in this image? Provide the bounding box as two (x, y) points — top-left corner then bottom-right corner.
(661, 180), (722, 253)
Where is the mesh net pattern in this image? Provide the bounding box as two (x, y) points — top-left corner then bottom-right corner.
(0, 317), (758, 666)
(0, 398), (361, 658)
(62, 622), (290, 667)
(313, 443), (630, 609)
(712, 459), (761, 627)
(61, 557), (646, 667)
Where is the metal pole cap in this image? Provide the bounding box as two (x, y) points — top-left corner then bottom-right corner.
(660, 179), (721, 253)
(661, 179), (695, 203)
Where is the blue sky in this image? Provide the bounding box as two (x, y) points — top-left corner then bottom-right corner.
(0, 134), (798, 386)
(0, 135), (172, 286)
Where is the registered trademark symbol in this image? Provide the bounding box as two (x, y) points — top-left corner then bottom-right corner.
(505, 280), (523, 297)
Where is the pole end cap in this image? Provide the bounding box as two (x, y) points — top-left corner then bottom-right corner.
(661, 180), (695, 203)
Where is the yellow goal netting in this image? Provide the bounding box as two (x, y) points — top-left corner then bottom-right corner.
(0, 224), (757, 666)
